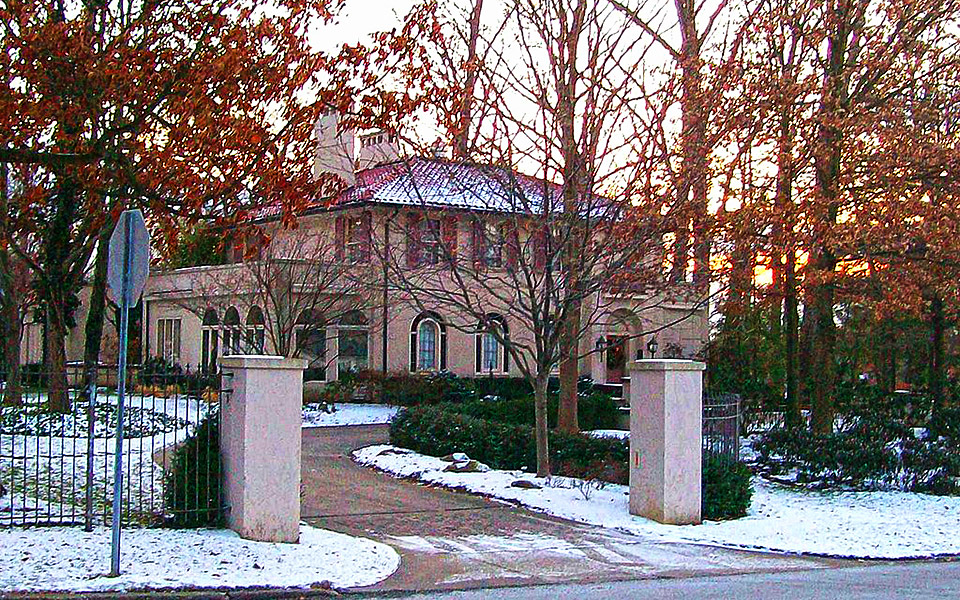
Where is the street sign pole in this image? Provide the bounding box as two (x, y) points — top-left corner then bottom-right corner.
(104, 209), (150, 578)
(109, 213), (133, 577)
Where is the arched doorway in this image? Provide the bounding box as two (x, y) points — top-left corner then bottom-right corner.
(223, 306), (242, 356)
(245, 306), (266, 354)
(605, 309), (639, 384)
(201, 308), (219, 372)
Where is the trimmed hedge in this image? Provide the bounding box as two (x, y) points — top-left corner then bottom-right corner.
(391, 405), (755, 519)
(389, 405), (628, 475)
(442, 393), (620, 432)
(702, 452), (753, 520)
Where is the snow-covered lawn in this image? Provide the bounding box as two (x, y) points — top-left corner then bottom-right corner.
(0, 524), (400, 592)
(355, 444), (960, 560)
(302, 403), (399, 428)
(1, 391), (212, 525)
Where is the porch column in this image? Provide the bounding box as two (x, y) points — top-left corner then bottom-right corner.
(220, 355), (307, 543)
(628, 359), (705, 525)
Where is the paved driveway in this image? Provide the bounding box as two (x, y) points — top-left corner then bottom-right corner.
(301, 425), (844, 592)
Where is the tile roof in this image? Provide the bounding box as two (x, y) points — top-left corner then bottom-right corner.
(249, 156), (608, 222)
(331, 157), (563, 214)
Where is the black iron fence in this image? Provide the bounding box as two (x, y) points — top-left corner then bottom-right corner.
(703, 392), (740, 462)
(0, 363), (224, 528)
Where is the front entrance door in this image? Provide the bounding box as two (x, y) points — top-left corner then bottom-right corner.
(606, 336), (627, 383)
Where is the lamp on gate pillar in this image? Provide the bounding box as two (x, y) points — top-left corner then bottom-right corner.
(646, 337), (659, 358)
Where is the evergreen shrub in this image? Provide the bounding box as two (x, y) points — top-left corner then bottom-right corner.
(702, 452), (753, 520)
(755, 389), (960, 494)
(389, 405), (628, 476)
(163, 414), (224, 528)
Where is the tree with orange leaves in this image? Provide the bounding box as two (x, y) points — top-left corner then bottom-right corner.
(0, 0), (344, 410)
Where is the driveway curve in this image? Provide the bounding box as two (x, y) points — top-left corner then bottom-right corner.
(301, 424), (846, 592)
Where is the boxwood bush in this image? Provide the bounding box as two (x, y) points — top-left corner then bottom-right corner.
(702, 452), (753, 520)
(389, 405), (628, 476)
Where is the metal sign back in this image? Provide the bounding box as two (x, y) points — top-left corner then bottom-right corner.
(107, 210), (151, 305)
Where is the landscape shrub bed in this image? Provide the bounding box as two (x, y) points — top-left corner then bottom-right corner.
(441, 392), (620, 432)
(321, 370), (614, 409)
(390, 405), (754, 516)
(389, 405), (628, 478)
(139, 357), (218, 399)
(702, 452), (753, 520)
(754, 388), (960, 495)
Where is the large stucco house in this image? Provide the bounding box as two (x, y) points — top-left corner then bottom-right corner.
(20, 111), (707, 392)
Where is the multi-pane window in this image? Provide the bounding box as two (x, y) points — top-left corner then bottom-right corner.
(346, 216), (370, 263)
(482, 222), (503, 268)
(481, 332), (499, 373)
(421, 219), (442, 265)
(157, 318), (181, 364)
(417, 320), (439, 371)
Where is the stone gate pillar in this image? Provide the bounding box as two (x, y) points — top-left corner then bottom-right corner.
(628, 359), (705, 525)
(220, 355), (307, 542)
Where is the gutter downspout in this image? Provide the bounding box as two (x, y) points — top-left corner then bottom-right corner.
(382, 210), (398, 375)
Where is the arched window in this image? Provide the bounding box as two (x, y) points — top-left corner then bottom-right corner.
(475, 314), (509, 374)
(296, 309), (327, 381)
(410, 312), (446, 372)
(245, 306), (266, 354)
(222, 306), (242, 356)
(338, 310), (369, 375)
(201, 308), (220, 372)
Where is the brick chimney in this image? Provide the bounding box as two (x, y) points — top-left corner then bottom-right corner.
(356, 130), (400, 171)
(313, 108), (356, 187)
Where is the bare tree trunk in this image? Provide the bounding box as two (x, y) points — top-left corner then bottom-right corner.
(453, 0), (484, 159)
(534, 373), (551, 477)
(808, 273), (836, 435)
(1, 298), (23, 405)
(558, 311), (580, 433)
(80, 230), (111, 406)
(928, 292), (945, 413)
(556, 0), (586, 434)
(775, 98), (801, 428)
(45, 307), (70, 413)
(807, 0), (852, 435)
(678, 0), (710, 291)
(0, 162), (23, 405)
(783, 248), (800, 428)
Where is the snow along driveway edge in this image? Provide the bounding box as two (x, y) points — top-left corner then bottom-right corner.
(0, 524), (400, 592)
(354, 444), (960, 560)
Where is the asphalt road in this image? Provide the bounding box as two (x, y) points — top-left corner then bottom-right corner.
(358, 560), (960, 599)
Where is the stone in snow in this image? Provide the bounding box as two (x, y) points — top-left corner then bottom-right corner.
(443, 460), (490, 473)
(510, 480), (542, 490)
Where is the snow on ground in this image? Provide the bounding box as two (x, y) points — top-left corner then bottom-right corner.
(585, 429), (629, 440)
(0, 391), (212, 525)
(302, 404), (399, 428)
(0, 524), (400, 592)
(355, 444), (960, 560)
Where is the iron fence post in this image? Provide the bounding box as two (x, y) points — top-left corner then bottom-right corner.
(85, 365), (97, 532)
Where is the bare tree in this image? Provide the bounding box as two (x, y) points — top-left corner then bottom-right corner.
(379, 158), (690, 477)
(174, 224), (376, 374)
